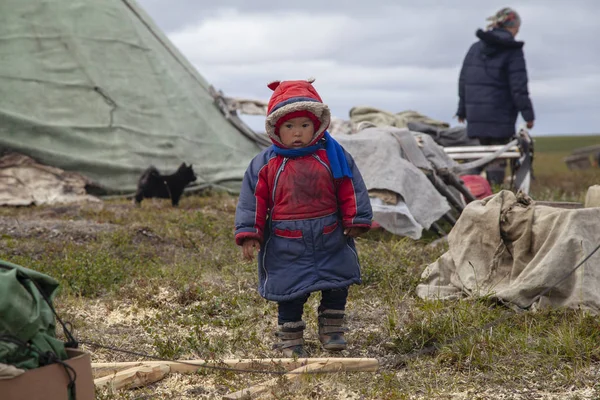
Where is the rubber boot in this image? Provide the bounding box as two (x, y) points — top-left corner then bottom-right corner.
(318, 309), (348, 351)
(273, 321), (308, 358)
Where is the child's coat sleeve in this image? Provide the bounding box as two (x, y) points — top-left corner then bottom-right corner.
(337, 149), (373, 229)
(234, 153), (271, 245)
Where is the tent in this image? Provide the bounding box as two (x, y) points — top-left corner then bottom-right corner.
(0, 0), (264, 195)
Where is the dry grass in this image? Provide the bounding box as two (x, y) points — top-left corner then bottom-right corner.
(1, 137), (600, 399)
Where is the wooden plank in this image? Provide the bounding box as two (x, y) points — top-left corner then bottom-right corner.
(94, 364), (171, 390)
(94, 365), (133, 379)
(447, 152), (520, 160)
(92, 357), (378, 377)
(444, 145), (519, 153)
(223, 361), (339, 400)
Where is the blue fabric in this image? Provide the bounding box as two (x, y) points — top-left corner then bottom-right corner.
(271, 131), (353, 179)
(272, 142), (323, 157)
(457, 28), (535, 139)
(259, 213), (361, 302)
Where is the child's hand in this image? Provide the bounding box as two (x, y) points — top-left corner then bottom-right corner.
(343, 227), (369, 238)
(242, 239), (261, 261)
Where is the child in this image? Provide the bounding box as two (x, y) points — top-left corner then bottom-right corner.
(234, 78), (373, 357)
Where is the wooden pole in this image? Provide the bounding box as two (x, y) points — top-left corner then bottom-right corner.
(94, 364), (171, 391)
(222, 361), (338, 400)
(92, 357), (378, 378)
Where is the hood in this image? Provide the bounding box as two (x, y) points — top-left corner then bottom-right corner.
(265, 78), (330, 147)
(476, 28), (523, 56)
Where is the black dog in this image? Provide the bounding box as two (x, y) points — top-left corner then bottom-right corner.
(134, 163), (197, 206)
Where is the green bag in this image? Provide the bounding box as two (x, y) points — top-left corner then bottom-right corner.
(0, 260), (68, 369)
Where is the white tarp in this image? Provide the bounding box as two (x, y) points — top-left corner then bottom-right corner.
(336, 128), (451, 238)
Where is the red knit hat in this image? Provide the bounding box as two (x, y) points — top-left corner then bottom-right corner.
(265, 78), (331, 146)
(274, 110), (322, 136)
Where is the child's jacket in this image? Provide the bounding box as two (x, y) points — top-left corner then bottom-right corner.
(234, 144), (372, 302)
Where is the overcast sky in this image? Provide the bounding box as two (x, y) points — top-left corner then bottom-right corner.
(137, 0), (600, 136)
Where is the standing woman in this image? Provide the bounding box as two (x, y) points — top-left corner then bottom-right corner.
(456, 7), (535, 185)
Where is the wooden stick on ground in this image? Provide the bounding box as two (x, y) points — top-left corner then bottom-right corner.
(94, 364), (171, 391)
(92, 357), (379, 378)
(222, 361), (340, 400)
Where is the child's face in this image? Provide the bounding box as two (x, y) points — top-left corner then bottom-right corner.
(279, 117), (315, 148)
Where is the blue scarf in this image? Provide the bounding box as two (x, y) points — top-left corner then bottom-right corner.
(271, 131), (352, 179)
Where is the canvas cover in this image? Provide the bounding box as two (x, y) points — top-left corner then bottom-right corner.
(416, 191), (600, 314)
(0, 0), (263, 194)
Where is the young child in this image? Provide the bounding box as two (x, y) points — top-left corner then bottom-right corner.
(234, 78), (373, 357)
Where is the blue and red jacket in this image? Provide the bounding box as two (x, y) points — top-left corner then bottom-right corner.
(234, 144), (372, 302)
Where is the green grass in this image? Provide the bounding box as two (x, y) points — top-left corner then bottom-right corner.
(528, 136), (600, 202)
(533, 135), (600, 153)
(2, 138), (600, 398)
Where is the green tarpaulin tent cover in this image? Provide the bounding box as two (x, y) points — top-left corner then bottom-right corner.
(0, 0), (263, 194)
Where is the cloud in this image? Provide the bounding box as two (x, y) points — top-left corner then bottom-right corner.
(138, 0), (600, 134)
(169, 9), (355, 64)
(168, 9), (462, 122)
